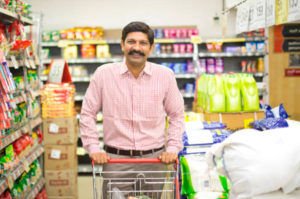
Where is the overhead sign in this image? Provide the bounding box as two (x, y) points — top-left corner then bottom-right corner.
(275, 0), (289, 25)
(254, 0), (266, 29)
(287, 0), (300, 22)
(266, 0), (276, 27)
(249, 0), (257, 31)
(275, 25), (300, 37)
(236, 3), (250, 34)
(274, 38), (300, 52)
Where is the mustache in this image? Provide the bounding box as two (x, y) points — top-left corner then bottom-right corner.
(128, 50), (145, 56)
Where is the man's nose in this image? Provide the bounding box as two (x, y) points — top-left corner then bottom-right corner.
(132, 43), (142, 51)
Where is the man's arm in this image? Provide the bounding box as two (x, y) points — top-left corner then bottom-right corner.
(80, 68), (110, 164)
(160, 72), (185, 164)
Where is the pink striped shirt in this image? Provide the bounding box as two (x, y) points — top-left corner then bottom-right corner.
(80, 61), (185, 154)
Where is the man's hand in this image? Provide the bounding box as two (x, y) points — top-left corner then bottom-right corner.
(90, 152), (110, 164)
(158, 152), (177, 164)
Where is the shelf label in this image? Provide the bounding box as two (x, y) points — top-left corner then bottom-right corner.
(49, 123), (59, 133)
(190, 36), (202, 44)
(77, 147), (86, 156)
(10, 56), (18, 69)
(6, 175), (14, 189)
(276, 0), (288, 25)
(266, 0), (276, 27)
(22, 160), (30, 172)
(154, 39), (175, 43)
(50, 149), (61, 159)
(58, 40), (72, 48)
(48, 60), (65, 83)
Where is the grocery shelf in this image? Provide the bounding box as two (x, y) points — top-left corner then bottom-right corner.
(205, 37), (267, 43)
(0, 7), (33, 25)
(24, 177), (45, 199)
(0, 145), (44, 195)
(42, 57), (123, 64)
(149, 53), (193, 58)
(198, 52), (266, 57)
(31, 117), (42, 129)
(0, 124), (29, 151)
(175, 73), (198, 79)
(154, 38), (191, 43)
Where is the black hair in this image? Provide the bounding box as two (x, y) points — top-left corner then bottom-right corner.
(121, 21), (154, 46)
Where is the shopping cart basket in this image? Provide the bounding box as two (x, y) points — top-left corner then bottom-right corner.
(92, 158), (180, 199)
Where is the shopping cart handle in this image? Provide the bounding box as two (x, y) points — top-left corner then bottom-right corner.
(92, 158), (179, 164)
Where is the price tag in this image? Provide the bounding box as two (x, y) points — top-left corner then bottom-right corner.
(24, 59), (30, 68)
(266, 0), (276, 27)
(190, 36), (202, 44)
(49, 123), (59, 133)
(10, 56), (18, 69)
(244, 118), (255, 129)
(29, 59), (36, 69)
(154, 39), (175, 43)
(21, 91), (27, 103)
(50, 149), (61, 159)
(58, 40), (72, 48)
(48, 60), (65, 83)
(6, 175), (14, 189)
(22, 160), (30, 172)
(77, 147), (86, 156)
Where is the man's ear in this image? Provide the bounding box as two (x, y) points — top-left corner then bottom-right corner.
(149, 44), (155, 54)
(120, 40), (125, 52)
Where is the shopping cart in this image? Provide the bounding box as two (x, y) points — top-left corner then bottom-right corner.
(92, 158), (180, 199)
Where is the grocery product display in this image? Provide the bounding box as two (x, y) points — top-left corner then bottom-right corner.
(0, 3), (46, 199)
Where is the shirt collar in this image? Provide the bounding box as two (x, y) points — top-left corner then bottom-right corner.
(119, 61), (152, 76)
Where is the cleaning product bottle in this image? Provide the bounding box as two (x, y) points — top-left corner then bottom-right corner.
(223, 74), (242, 112)
(240, 74), (259, 111)
(207, 74), (225, 112)
(196, 75), (204, 108)
(204, 74), (211, 111)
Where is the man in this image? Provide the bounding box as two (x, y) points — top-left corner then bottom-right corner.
(80, 21), (184, 198)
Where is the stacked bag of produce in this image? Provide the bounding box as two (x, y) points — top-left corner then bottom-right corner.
(179, 120), (232, 199)
(196, 73), (259, 113)
(41, 83), (76, 118)
(206, 124), (300, 199)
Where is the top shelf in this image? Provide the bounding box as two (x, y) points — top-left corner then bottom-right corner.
(41, 37), (267, 47)
(0, 7), (32, 25)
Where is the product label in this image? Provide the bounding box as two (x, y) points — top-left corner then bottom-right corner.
(49, 123), (59, 133)
(49, 179), (69, 186)
(50, 149), (61, 159)
(48, 153), (68, 160)
(244, 118), (255, 128)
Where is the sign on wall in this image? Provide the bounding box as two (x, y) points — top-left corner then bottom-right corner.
(274, 38), (300, 52)
(266, 0), (276, 27)
(288, 0), (300, 22)
(275, 0), (289, 24)
(274, 25), (300, 37)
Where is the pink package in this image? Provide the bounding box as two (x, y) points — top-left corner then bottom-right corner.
(175, 29), (182, 38)
(170, 29), (176, 38)
(187, 29), (194, 38)
(215, 58), (224, 73)
(179, 44), (186, 54)
(173, 44), (180, 53)
(198, 59), (207, 74)
(163, 29), (171, 38)
(186, 44), (193, 53)
(181, 29), (188, 38)
(187, 60), (194, 73)
(192, 29), (199, 36)
(206, 58), (215, 73)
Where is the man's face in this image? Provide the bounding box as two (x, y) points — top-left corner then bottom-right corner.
(121, 32), (154, 67)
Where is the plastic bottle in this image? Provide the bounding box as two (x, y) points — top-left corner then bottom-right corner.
(207, 74), (225, 112)
(240, 74), (259, 111)
(223, 74), (242, 112)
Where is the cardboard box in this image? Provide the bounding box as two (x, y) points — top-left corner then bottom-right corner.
(43, 117), (78, 145)
(193, 104), (264, 130)
(45, 170), (78, 197)
(48, 197), (77, 199)
(45, 145), (77, 170)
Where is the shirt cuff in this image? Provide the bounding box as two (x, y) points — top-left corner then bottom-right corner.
(166, 146), (181, 154)
(87, 144), (101, 154)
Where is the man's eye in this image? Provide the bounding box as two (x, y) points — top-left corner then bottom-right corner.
(127, 40), (135, 44)
(140, 42), (149, 46)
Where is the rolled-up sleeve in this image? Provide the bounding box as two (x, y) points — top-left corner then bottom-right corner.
(163, 72), (185, 153)
(80, 68), (102, 154)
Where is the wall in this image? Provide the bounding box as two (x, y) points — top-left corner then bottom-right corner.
(27, 0), (237, 38)
(268, 26), (300, 121)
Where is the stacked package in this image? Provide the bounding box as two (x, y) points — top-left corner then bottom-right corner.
(179, 120), (232, 199)
(41, 83), (76, 118)
(42, 83), (78, 199)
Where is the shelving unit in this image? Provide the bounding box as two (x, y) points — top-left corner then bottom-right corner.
(0, 6), (45, 198)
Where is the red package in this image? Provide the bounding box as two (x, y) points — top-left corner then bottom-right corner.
(10, 40), (32, 51)
(0, 190), (12, 199)
(0, 22), (7, 43)
(8, 20), (24, 43)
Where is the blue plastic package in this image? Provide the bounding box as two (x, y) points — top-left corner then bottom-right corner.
(264, 104), (275, 118)
(202, 121), (226, 129)
(278, 104), (289, 119)
(250, 118), (289, 131)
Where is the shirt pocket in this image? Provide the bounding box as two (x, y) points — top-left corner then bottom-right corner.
(139, 89), (161, 118)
